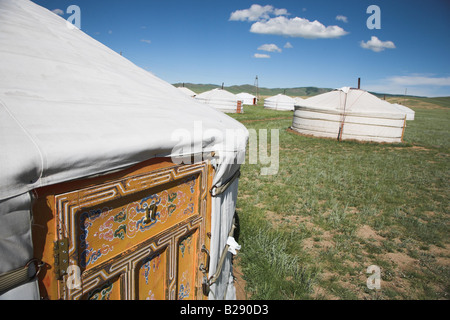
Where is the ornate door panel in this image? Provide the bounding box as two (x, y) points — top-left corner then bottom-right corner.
(39, 161), (211, 300)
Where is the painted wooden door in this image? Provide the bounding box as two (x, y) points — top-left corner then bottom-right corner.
(34, 160), (212, 300)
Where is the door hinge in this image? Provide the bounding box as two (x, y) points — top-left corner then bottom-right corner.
(53, 238), (69, 280)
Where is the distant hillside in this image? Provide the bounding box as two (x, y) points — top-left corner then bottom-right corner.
(174, 83), (220, 94)
(173, 83), (333, 97)
(173, 83), (450, 108)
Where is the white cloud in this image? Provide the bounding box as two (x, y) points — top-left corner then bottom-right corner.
(284, 42), (293, 49)
(140, 39), (152, 44)
(274, 8), (289, 16)
(364, 75), (450, 97)
(52, 9), (64, 16)
(229, 4), (288, 22)
(387, 75), (450, 86)
(336, 15), (348, 23)
(254, 53), (271, 59)
(250, 16), (348, 39)
(360, 36), (395, 52)
(258, 44), (282, 53)
(108, 30), (113, 34)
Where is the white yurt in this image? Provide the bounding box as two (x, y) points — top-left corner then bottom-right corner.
(177, 86), (197, 97)
(236, 92), (257, 105)
(291, 87), (408, 143)
(392, 103), (415, 120)
(294, 97), (306, 105)
(264, 94), (295, 111)
(0, 0), (248, 300)
(195, 88), (243, 113)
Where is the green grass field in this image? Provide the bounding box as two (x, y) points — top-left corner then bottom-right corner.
(228, 97), (450, 300)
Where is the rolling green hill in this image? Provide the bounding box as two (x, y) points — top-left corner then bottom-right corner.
(173, 83), (333, 97)
(173, 83), (450, 107)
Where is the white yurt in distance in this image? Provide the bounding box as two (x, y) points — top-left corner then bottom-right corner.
(195, 88), (243, 113)
(264, 94), (295, 111)
(177, 86), (197, 97)
(0, 0), (248, 300)
(237, 92), (257, 105)
(291, 87), (408, 143)
(294, 97), (306, 105)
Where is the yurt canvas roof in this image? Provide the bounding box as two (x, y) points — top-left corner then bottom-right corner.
(177, 86), (197, 97)
(294, 97), (306, 105)
(195, 88), (242, 113)
(392, 104), (415, 120)
(0, 0), (248, 300)
(0, 1), (248, 199)
(296, 87), (406, 119)
(264, 94), (295, 111)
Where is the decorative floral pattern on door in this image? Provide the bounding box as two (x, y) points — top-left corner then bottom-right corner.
(177, 232), (198, 300)
(78, 177), (198, 269)
(138, 251), (166, 300)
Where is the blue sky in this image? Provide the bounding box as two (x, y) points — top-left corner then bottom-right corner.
(32, 0), (450, 97)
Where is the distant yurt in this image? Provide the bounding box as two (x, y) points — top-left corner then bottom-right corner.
(294, 97), (306, 105)
(0, 0), (248, 300)
(177, 86), (197, 97)
(392, 103), (415, 120)
(195, 88), (243, 113)
(264, 94), (295, 111)
(291, 87), (408, 143)
(237, 92), (257, 105)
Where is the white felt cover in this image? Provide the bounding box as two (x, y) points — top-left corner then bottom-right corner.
(0, 0), (248, 300)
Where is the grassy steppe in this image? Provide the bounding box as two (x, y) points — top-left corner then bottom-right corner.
(229, 97), (450, 300)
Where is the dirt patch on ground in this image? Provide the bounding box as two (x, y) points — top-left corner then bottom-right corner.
(429, 243), (450, 267)
(255, 203), (266, 209)
(265, 211), (314, 228)
(303, 231), (335, 251)
(410, 145), (433, 152)
(386, 252), (418, 269)
(311, 285), (340, 300)
(380, 276), (414, 298)
(356, 225), (385, 244)
(233, 257), (250, 300)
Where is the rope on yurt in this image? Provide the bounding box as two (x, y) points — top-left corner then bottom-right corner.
(337, 91), (348, 141)
(337, 89), (366, 141)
